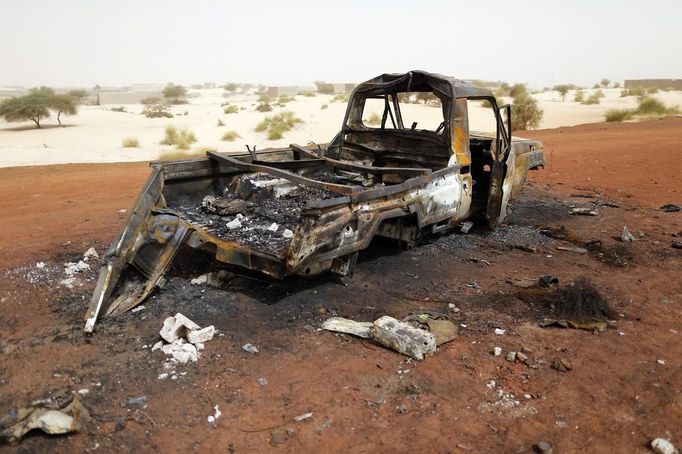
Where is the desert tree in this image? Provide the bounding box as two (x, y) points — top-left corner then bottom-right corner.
(0, 93), (51, 128)
(511, 92), (543, 131)
(600, 79), (610, 88)
(314, 81), (335, 95)
(223, 83), (238, 93)
(553, 85), (570, 101)
(50, 93), (78, 126)
(162, 83), (188, 104)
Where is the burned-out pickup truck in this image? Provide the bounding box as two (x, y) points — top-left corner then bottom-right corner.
(84, 70), (544, 332)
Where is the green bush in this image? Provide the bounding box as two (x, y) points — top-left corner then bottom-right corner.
(646, 87), (659, 94)
(332, 93), (349, 103)
(111, 106), (127, 112)
(221, 130), (241, 141)
(141, 97), (173, 118)
(122, 137), (140, 148)
(582, 90), (604, 105)
(298, 91), (316, 97)
(224, 105), (238, 114)
(620, 89), (629, 98)
(624, 86), (646, 98)
(636, 96), (680, 115)
(321, 103), (328, 110)
(278, 95), (295, 104)
(511, 93), (543, 130)
(256, 102), (272, 112)
(604, 109), (633, 122)
(574, 90), (584, 102)
(160, 125), (197, 150)
(254, 111), (303, 140)
(217, 118), (225, 126)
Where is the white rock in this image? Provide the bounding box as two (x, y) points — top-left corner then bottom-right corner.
(226, 218), (242, 229)
(282, 229), (294, 238)
(506, 351), (517, 362)
(59, 277), (77, 289)
(190, 274), (208, 285)
(622, 226), (635, 242)
(492, 347), (502, 356)
(77, 388), (90, 395)
(151, 341), (164, 352)
(371, 316), (437, 361)
(494, 328), (506, 335)
(131, 305), (146, 313)
(258, 377), (268, 386)
(36, 262), (46, 269)
(84, 247), (99, 260)
(158, 373), (169, 380)
(160, 313), (201, 343)
(322, 317), (373, 338)
(651, 438), (677, 454)
(267, 222), (279, 232)
(242, 343), (259, 354)
(187, 325), (215, 344)
(657, 359), (666, 365)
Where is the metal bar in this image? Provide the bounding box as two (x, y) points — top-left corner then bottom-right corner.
(207, 151), (357, 195)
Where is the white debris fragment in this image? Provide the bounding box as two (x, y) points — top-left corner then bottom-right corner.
(492, 347), (502, 356)
(158, 373), (169, 380)
(36, 262), (46, 269)
(153, 313), (216, 364)
(371, 316), (437, 361)
(656, 359), (666, 365)
(77, 388), (90, 395)
(226, 218), (242, 229)
(207, 405), (222, 424)
(242, 343), (259, 354)
(460, 221), (474, 233)
(131, 305), (146, 313)
(190, 274), (208, 285)
(621, 226), (635, 242)
(282, 229), (294, 238)
(187, 325), (215, 344)
(160, 313), (201, 343)
(59, 277), (77, 289)
(257, 377), (268, 386)
(293, 412), (313, 422)
(267, 222), (279, 232)
(322, 317), (373, 338)
(64, 261), (90, 276)
(651, 438), (677, 454)
(84, 247), (99, 260)
(118, 209), (127, 213)
(494, 328), (506, 335)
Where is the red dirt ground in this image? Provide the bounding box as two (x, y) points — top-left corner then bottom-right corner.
(0, 118), (680, 453)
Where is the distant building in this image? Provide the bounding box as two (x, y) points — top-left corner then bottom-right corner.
(130, 83), (165, 92)
(266, 86), (306, 97)
(331, 83), (356, 94)
(98, 91), (163, 105)
(624, 79), (682, 91)
(202, 82), (216, 89)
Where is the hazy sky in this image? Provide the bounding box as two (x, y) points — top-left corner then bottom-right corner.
(2, 0), (681, 88)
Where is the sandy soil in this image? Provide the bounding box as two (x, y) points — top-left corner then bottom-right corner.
(2, 87), (681, 168)
(0, 119), (681, 452)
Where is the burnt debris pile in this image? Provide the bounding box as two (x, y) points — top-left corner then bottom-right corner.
(170, 173), (337, 256)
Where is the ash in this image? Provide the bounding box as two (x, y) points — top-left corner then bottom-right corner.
(170, 178), (338, 257)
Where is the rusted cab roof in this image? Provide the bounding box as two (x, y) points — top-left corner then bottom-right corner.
(352, 70), (493, 99)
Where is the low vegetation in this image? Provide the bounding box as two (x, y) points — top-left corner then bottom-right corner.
(111, 106), (127, 112)
(365, 112), (381, 126)
(298, 91), (316, 97)
(122, 137), (140, 148)
(256, 102), (272, 112)
(278, 95), (295, 104)
(574, 90), (584, 103)
(604, 96), (680, 122)
(217, 118), (225, 126)
(160, 125), (198, 150)
(141, 97), (172, 118)
(321, 103), (328, 110)
(254, 111), (303, 140)
(581, 89), (604, 105)
(157, 150), (203, 161)
(331, 93), (349, 103)
(314, 81), (335, 95)
(511, 91), (543, 131)
(0, 86), (79, 128)
(221, 130), (241, 141)
(223, 104), (238, 114)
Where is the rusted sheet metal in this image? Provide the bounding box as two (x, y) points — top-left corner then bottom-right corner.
(84, 70), (544, 333)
